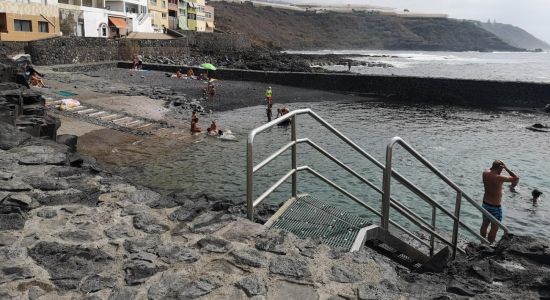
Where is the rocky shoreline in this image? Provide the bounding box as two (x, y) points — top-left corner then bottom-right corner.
(2, 122), (550, 299)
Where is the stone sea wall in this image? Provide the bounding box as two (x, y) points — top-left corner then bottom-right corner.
(3, 33), (253, 66)
(120, 62), (550, 108)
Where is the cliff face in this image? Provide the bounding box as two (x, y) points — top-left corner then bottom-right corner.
(476, 21), (550, 50)
(211, 2), (520, 51)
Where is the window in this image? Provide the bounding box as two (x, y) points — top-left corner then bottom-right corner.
(150, 0), (157, 4)
(41, 0), (48, 4)
(38, 21), (49, 32)
(205, 12), (211, 18)
(82, 0), (92, 7)
(161, 1), (166, 8)
(188, 13), (196, 20)
(161, 13), (167, 18)
(14, 19), (32, 32)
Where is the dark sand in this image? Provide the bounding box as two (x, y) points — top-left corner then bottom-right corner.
(85, 68), (374, 112)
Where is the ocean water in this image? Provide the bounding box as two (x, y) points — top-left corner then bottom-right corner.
(113, 100), (550, 242)
(286, 50), (550, 83)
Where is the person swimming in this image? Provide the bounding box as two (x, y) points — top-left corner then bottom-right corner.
(532, 189), (543, 205)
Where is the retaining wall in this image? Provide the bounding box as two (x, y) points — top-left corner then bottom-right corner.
(119, 62), (550, 108)
(10, 32), (253, 65)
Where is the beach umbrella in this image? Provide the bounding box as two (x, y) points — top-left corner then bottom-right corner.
(200, 63), (217, 71)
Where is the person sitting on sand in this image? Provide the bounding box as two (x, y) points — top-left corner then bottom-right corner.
(191, 117), (202, 133)
(176, 69), (184, 78)
(132, 56), (139, 70)
(187, 68), (194, 77)
(30, 72), (45, 88)
(277, 107), (289, 118)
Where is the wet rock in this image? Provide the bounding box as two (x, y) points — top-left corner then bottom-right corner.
(79, 275), (115, 293)
(104, 223), (135, 239)
(23, 176), (69, 191)
(0, 179), (32, 192)
(36, 208), (57, 219)
(231, 249), (268, 268)
(108, 287), (138, 300)
(188, 211), (233, 234)
(169, 206), (203, 222)
(255, 230), (290, 255)
(197, 236), (232, 253)
(123, 252), (165, 285)
(330, 265), (361, 283)
(0, 265), (34, 284)
(236, 275), (267, 297)
(123, 235), (162, 254)
(267, 280), (318, 300)
(132, 213), (170, 234)
(28, 241), (112, 291)
(156, 245), (200, 264)
(17, 145), (67, 165)
(147, 272), (220, 299)
(269, 257), (311, 280)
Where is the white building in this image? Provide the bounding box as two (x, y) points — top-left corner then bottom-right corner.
(105, 0), (153, 33)
(58, 0), (152, 38)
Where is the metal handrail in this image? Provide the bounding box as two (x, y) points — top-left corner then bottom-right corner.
(247, 109), (506, 258)
(382, 137), (510, 257)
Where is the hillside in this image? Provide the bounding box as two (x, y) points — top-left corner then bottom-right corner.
(476, 21), (550, 50)
(211, 2), (520, 51)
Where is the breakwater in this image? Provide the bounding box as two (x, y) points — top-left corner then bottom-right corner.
(118, 62), (550, 108)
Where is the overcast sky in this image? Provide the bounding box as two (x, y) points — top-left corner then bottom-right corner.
(292, 0), (550, 44)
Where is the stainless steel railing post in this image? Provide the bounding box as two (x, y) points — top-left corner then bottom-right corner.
(452, 191), (462, 258)
(381, 143), (394, 230)
(291, 115), (297, 198)
(430, 206), (436, 257)
(247, 138), (254, 221)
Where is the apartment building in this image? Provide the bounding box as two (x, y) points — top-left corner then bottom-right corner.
(58, 0), (126, 38)
(204, 4), (213, 32)
(0, 0), (61, 41)
(186, 0), (204, 31)
(147, 0), (168, 32)
(177, 0), (186, 30)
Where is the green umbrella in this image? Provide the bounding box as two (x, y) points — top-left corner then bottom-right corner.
(200, 63), (217, 71)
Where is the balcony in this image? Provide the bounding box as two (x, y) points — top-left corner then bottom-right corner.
(168, 2), (178, 11)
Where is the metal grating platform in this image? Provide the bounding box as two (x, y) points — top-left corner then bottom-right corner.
(269, 194), (372, 250)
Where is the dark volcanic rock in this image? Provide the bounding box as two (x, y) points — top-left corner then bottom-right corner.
(123, 252), (166, 285)
(169, 206), (204, 222)
(147, 272), (220, 299)
(0, 125), (31, 150)
(231, 249), (268, 268)
(255, 230), (290, 255)
(36, 208), (57, 219)
(17, 146), (67, 165)
(330, 265), (361, 283)
(156, 245), (200, 264)
(28, 242), (112, 290)
(104, 223), (135, 239)
(0, 205), (27, 230)
(79, 275), (116, 293)
(35, 188), (97, 206)
(0, 266), (34, 284)
(133, 213), (170, 234)
(123, 235), (162, 253)
(188, 211), (233, 234)
(235, 275), (267, 297)
(197, 236), (232, 253)
(0, 179), (32, 192)
(357, 280), (400, 300)
(108, 287), (138, 300)
(269, 257), (311, 280)
(498, 234), (550, 266)
(23, 176), (69, 191)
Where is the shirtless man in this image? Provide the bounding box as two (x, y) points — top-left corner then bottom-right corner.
(480, 160), (519, 243)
